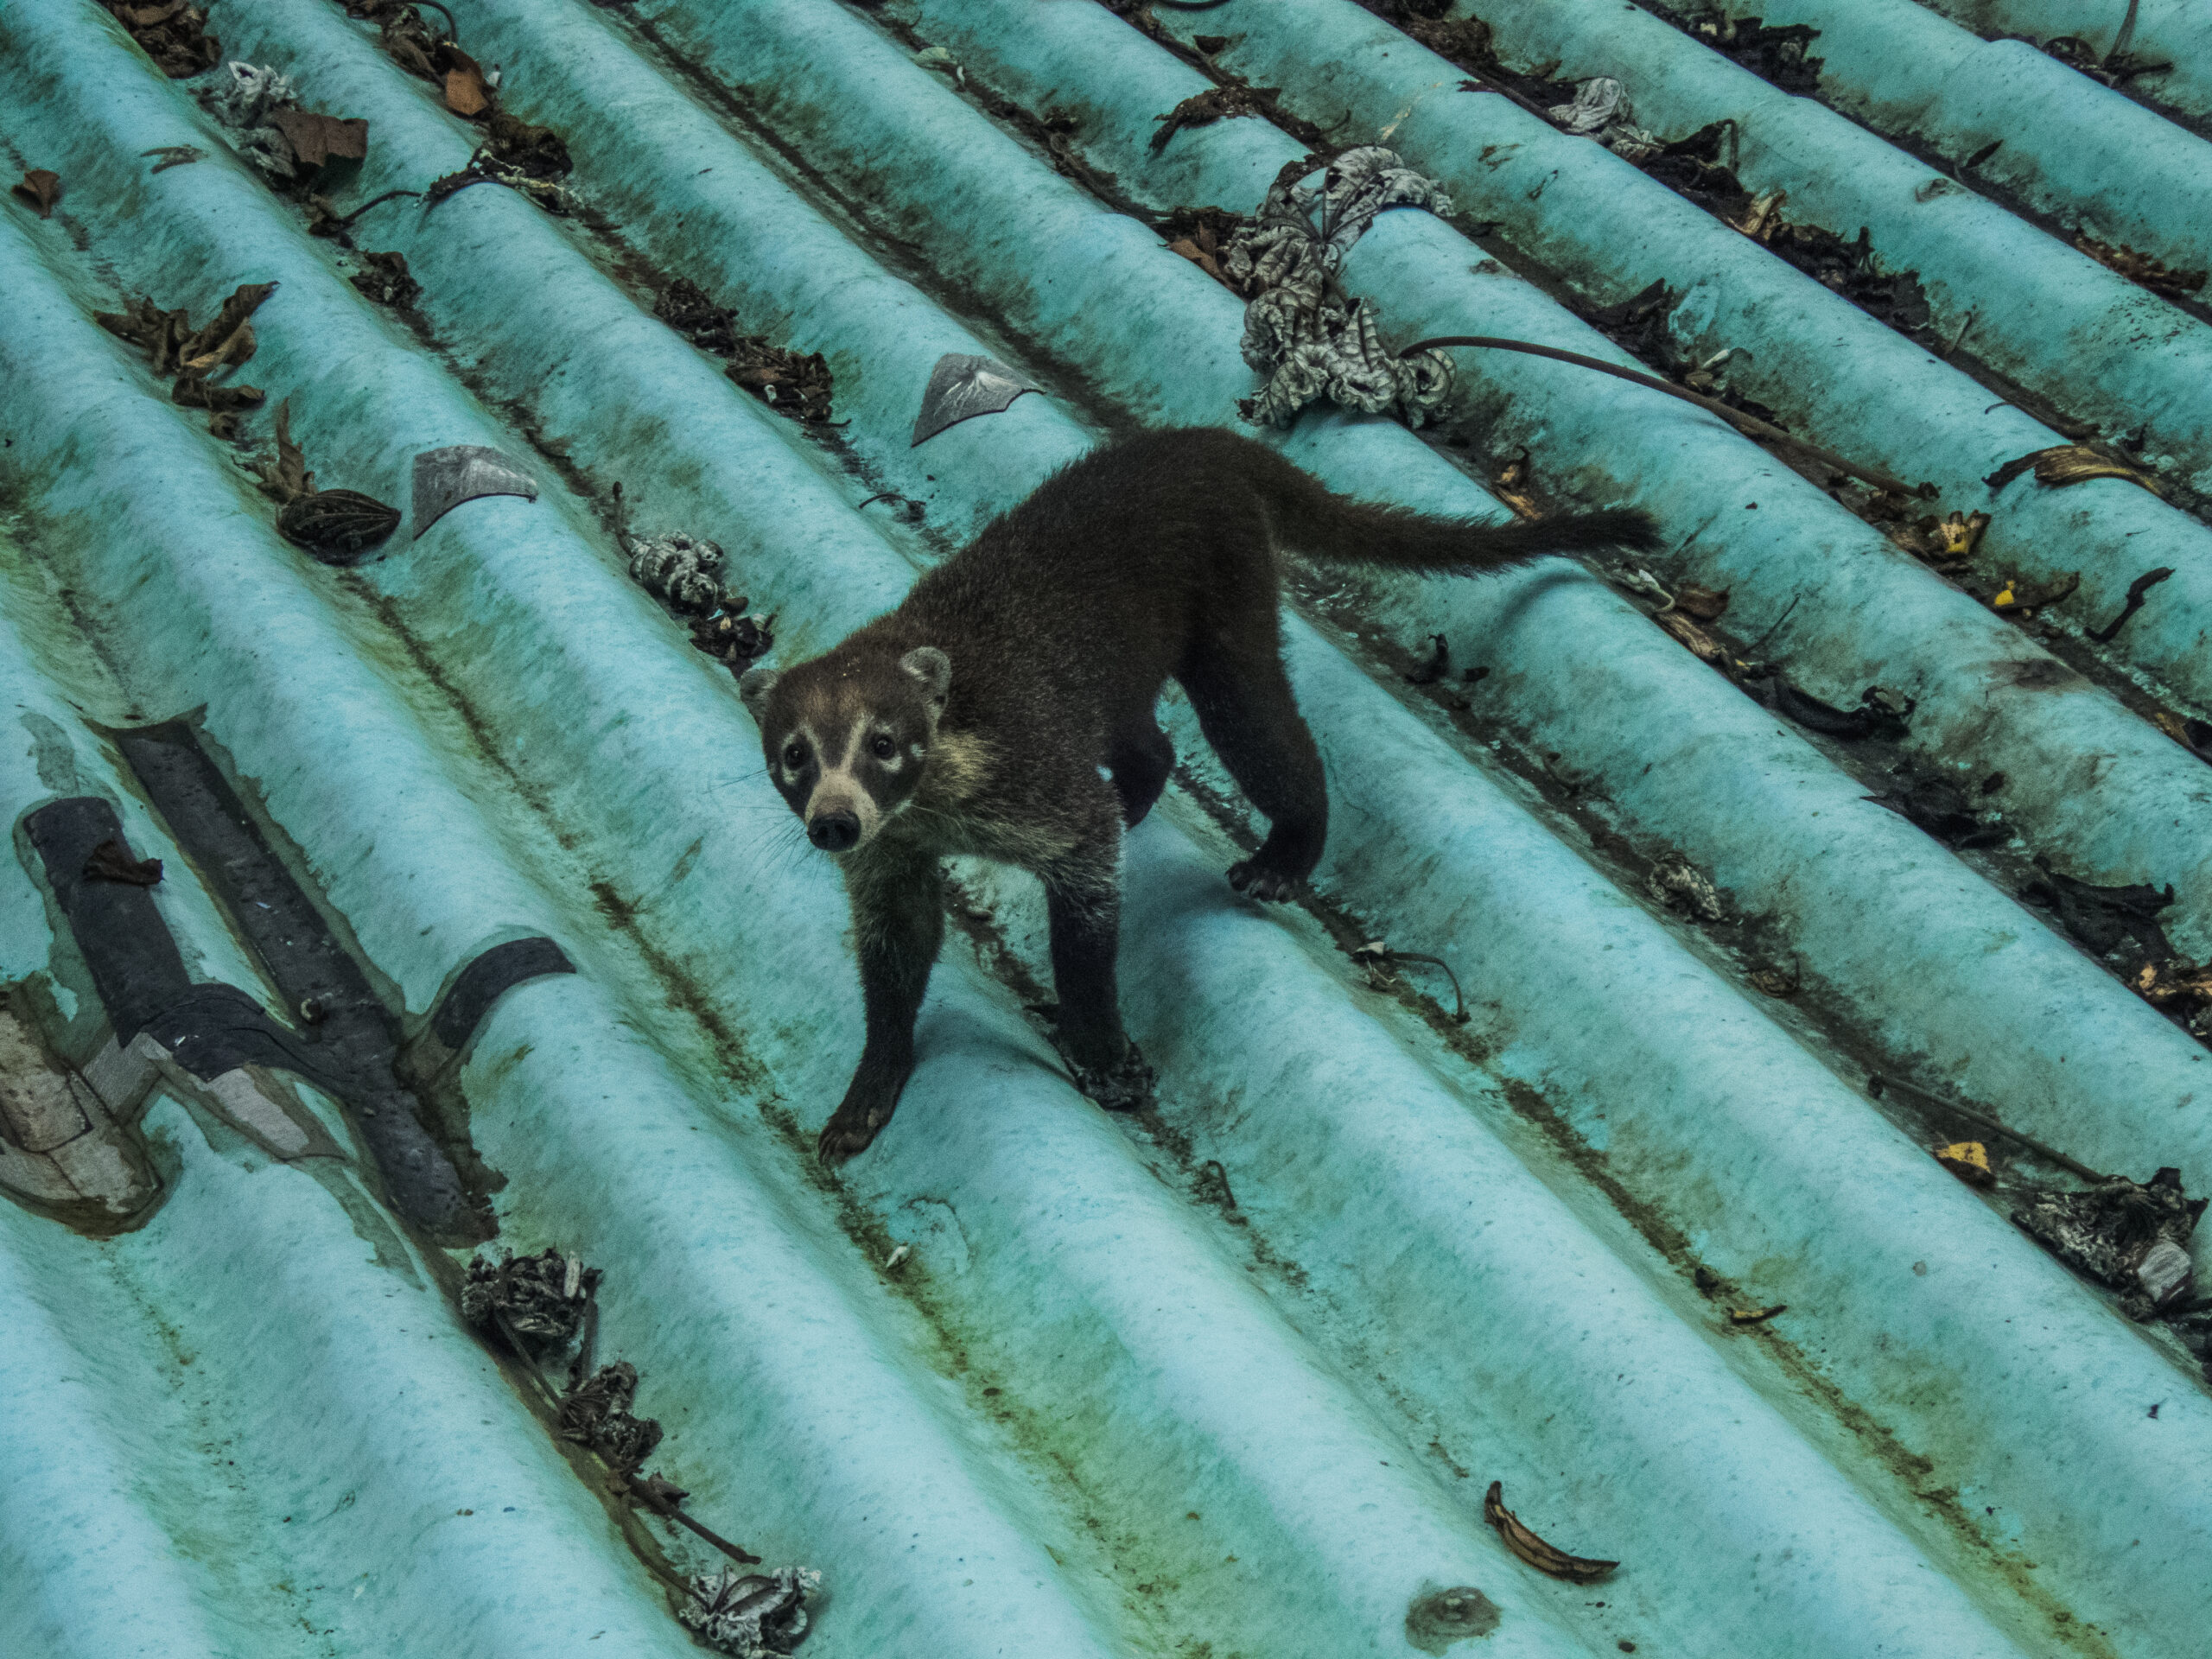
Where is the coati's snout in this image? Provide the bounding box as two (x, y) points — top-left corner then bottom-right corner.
(740, 645), (953, 855)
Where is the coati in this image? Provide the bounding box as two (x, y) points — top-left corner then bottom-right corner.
(740, 427), (1657, 1161)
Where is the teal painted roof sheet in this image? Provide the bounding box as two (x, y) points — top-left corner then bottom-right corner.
(2, 2), (2209, 1656)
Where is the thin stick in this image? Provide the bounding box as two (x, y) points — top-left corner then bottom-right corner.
(329, 188), (421, 228)
(414, 0), (461, 41)
(2108, 0), (2142, 66)
(1868, 1072), (2106, 1180)
(1399, 334), (1928, 499)
(630, 1484), (765, 1567)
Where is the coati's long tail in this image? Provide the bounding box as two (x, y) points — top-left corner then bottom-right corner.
(1249, 442), (1660, 574)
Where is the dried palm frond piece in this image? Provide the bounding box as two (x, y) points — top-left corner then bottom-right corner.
(1482, 1482), (1618, 1582)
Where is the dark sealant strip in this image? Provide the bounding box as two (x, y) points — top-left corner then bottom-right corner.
(429, 936), (575, 1052)
(98, 724), (486, 1238)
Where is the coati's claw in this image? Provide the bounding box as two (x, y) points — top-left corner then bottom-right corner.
(817, 1101), (893, 1165)
(1071, 1042), (1156, 1113)
(1227, 860), (1300, 903)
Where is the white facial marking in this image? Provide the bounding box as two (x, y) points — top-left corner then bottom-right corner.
(805, 715), (881, 842)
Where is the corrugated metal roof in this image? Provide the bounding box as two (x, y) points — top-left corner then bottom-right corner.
(2, 1), (2208, 1655)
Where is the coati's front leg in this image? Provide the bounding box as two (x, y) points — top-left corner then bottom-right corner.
(1041, 808), (1154, 1111)
(820, 845), (945, 1163)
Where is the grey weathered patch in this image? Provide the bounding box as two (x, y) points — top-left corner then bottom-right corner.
(411, 445), (538, 538)
(1406, 1585), (1501, 1651)
(19, 710), (81, 796)
(911, 353), (1040, 446)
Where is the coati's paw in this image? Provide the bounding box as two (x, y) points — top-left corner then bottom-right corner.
(1227, 858), (1300, 903)
(817, 1099), (895, 1164)
(1071, 1041), (1155, 1113)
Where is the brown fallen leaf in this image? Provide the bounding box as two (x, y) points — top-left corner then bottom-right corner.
(1986, 444), (2163, 497)
(172, 372), (265, 415)
(84, 837), (162, 886)
(1732, 189), (1786, 240)
(11, 168), (61, 219)
(1728, 1303), (1787, 1325)
(1482, 1482), (1618, 1583)
(1935, 1141), (1995, 1187)
(103, 0), (220, 79)
(1655, 607), (1730, 668)
(444, 49), (491, 118)
(350, 249), (422, 308)
(269, 109), (369, 170)
(1674, 583), (1729, 620)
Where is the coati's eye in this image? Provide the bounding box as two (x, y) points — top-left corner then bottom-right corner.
(870, 734), (897, 760)
(782, 740), (807, 769)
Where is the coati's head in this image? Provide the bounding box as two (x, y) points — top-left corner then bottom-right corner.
(739, 645), (951, 855)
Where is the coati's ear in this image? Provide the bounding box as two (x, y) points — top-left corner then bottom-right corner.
(737, 664), (781, 721)
(899, 646), (952, 713)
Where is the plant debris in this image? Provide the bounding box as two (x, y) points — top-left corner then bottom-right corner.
(912, 353), (1036, 445)
(84, 837), (163, 886)
(143, 143), (205, 172)
(11, 169), (61, 219)
(560, 1361), (664, 1470)
(1404, 632), (1450, 684)
(2073, 232), (2206, 300)
(1935, 1140), (1995, 1186)
(349, 249), (422, 308)
(2037, 32), (2170, 88)
(1728, 1303), (1787, 1325)
(462, 1245), (601, 1349)
(1482, 1482), (1617, 1583)
(2018, 863), (2212, 1033)
(96, 279), (275, 435)
(1884, 508), (1988, 574)
(104, 0), (221, 79)
(2014, 1166), (2203, 1320)
(1866, 777), (2005, 849)
(2154, 711), (2212, 763)
(1152, 83), (1286, 151)
(652, 280), (836, 424)
(630, 531), (728, 616)
(1226, 147), (1457, 427)
(251, 401), (402, 563)
(1988, 569), (2080, 616)
(1984, 443), (2164, 496)
(1646, 853), (1724, 922)
(1753, 674), (1912, 741)
(2088, 567), (2174, 642)
(678, 1566), (820, 1657)
(1350, 939), (1469, 1022)
(1545, 77), (1663, 161)
(1158, 203), (1246, 289)
(195, 62), (362, 188)
(1689, 14), (1824, 94)
(1674, 583), (1728, 620)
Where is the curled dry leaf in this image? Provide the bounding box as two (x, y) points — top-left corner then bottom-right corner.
(143, 143), (203, 172)
(1482, 1482), (1618, 1583)
(11, 169), (61, 219)
(103, 0), (221, 79)
(1729, 1303), (1787, 1325)
(1986, 444), (2164, 497)
(1935, 1141), (1995, 1187)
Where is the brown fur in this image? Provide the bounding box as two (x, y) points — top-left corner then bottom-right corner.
(742, 427), (1657, 1160)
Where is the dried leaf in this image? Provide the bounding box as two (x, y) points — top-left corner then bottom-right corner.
(1937, 510), (1989, 562)
(1482, 1483), (1617, 1582)
(268, 109), (368, 170)
(1989, 570), (2079, 613)
(177, 281), (278, 366)
(142, 143), (204, 172)
(444, 50), (491, 117)
(1673, 583), (1729, 620)
(11, 168), (61, 218)
(1654, 607), (1728, 666)
(257, 398), (315, 505)
(1987, 444), (2163, 497)
(103, 0), (219, 78)
(278, 489), (401, 565)
(171, 372), (264, 414)
(1729, 1303), (1787, 1325)
(1732, 189), (1786, 239)
(1935, 1141), (1995, 1187)
(350, 249), (421, 308)
(83, 838), (162, 886)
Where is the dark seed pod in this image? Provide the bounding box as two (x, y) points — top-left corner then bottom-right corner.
(277, 489), (402, 565)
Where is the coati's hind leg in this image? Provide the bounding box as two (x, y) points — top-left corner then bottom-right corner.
(1179, 639), (1327, 902)
(1107, 712), (1174, 828)
(1039, 791), (1155, 1111)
